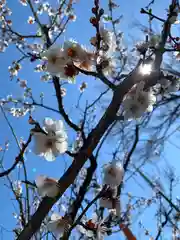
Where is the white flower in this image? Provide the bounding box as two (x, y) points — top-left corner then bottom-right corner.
(47, 213), (69, 237)
(98, 55), (116, 76)
(19, 0), (27, 6)
(35, 64), (43, 72)
(77, 224), (94, 238)
(0, 40), (8, 52)
(103, 162), (124, 187)
(58, 61), (79, 82)
(78, 215), (108, 239)
(63, 40), (94, 70)
(99, 198), (121, 216)
(9, 107), (29, 117)
(123, 82), (156, 120)
(13, 181), (22, 196)
(96, 220), (108, 240)
(41, 45), (67, 76)
(33, 118), (68, 161)
(123, 99), (144, 120)
(42, 2), (50, 11)
(35, 175), (59, 198)
(99, 26), (117, 53)
(28, 43), (43, 54)
(174, 51), (180, 61)
(27, 16), (35, 24)
(8, 67), (18, 76)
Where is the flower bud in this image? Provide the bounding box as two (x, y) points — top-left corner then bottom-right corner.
(99, 8), (104, 16)
(90, 17), (98, 26)
(92, 7), (97, 14)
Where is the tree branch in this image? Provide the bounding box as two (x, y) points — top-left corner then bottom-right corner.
(62, 155), (97, 239)
(0, 134), (32, 178)
(52, 76), (81, 132)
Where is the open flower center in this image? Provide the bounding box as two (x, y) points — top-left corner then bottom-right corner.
(130, 104), (138, 113)
(137, 95), (145, 104)
(50, 55), (57, 64)
(45, 139), (54, 148)
(67, 48), (77, 58)
(86, 220), (96, 230)
(101, 59), (109, 69)
(108, 167), (116, 177)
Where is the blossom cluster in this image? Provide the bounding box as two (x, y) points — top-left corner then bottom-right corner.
(122, 81), (156, 120)
(41, 25), (117, 82)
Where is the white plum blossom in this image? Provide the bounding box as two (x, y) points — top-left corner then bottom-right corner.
(77, 214), (108, 239)
(174, 51), (180, 60)
(99, 26), (117, 52)
(123, 81), (156, 120)
(42, 2), (50, 12)
(57, 61), (79, 82)
(99, 197), (121, 216)
(77, 223), (94, 238)
(96, 220), (108, 240)
(63, 40), (95, 70)
(97, 54), (116, 77)
(41, 46), (67, 76)
(27, 43), (43, 54)
(9, 107), (30, 117)
(32, 118), (68, 161)
(13, 181), (22, 196)
(8, 66), (18, 76)
(27, 16), (35, 24)
(19, 0), (27, 6)
(47, 213), (69, 237)
(63, 40), (87, 62)
(0, 40), (8, 52)
(35, 175), (59, 198)
(103, 162), (124, 187)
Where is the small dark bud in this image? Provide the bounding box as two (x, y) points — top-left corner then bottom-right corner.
(92, 7), (97, 14)
(99, 8), (104, 16)
(90, 17), (98, 26)
(140, 8), (146, 14)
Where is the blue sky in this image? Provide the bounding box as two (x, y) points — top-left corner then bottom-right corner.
(0, 0), (179, 239)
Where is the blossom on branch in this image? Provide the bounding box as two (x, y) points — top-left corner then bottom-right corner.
(99, 197), (121, 216)
(122, 81), (156, 120)
(99, 26), (117, 53)
(13, 180), (22, 197)
(35, 175), (59, 198)
(32, 118), (68, 161)
(47, 213), (69, 237)
(41, 46), (67, 76)
(103, 162), (124, 187)
(63, 40), (95, 70)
